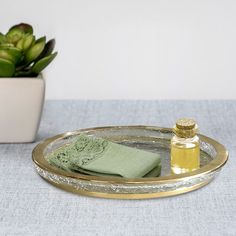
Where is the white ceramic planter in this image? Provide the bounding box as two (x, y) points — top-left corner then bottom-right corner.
(0, 75), (45, 143)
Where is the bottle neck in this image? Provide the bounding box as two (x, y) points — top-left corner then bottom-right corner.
(173, 125), (198, 138)
(173, 134), (198, 140)
(172, 134), (200, 147)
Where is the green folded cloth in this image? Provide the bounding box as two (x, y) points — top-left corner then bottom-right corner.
(47, 134), (161, 178)
(70, 163), (161, 178)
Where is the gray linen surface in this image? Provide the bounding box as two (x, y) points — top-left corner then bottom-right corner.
(0, 100), (235, 236)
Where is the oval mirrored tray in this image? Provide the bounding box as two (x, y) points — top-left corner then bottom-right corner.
(32, 126), (228, 199)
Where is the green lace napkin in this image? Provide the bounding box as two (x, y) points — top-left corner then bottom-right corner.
(47, 134), (161, 178)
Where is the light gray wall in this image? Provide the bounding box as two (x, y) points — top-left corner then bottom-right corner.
(1, 0), (236, 99)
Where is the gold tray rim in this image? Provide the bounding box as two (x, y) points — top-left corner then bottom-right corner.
(32, 125), (229, 185)
(44, 178), (212, 199)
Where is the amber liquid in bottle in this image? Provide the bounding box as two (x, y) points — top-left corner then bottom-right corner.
(171, 119), (200, 174)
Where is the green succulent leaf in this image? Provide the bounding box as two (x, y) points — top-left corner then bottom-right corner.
(0, 33), (7, 44)
(0, 47), (22, 64)
(25, 36), (46, 63)
(37, 38), (55, 61)
(23, 34), (35, 51)
(6, 28), (25, 44)
(0, 43), (15, 48)
(32, 52), (57, 74)
(0, 58), (15, 77)
(9, 23), (33, 34)
(14, 70), (35, 77)
(16, 37), (24, 50)
(35, 36), (46, 44)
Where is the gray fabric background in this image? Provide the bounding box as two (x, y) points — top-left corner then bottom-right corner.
(0, 100), (235, 236)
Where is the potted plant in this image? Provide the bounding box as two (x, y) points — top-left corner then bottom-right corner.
(0, 23), (57, 142)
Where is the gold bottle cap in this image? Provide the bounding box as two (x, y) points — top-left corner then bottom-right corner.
(173, 118), (198, 138)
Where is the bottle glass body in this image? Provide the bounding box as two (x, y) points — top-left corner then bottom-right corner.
(171, 134), (200, 174)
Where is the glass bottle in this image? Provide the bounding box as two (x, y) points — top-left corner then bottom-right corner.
(171, 118), (200, 174)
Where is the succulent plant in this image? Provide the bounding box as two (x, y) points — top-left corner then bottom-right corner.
(0, 23), (57, 77)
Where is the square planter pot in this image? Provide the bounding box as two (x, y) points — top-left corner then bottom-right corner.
(0, 75), (45, 143)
